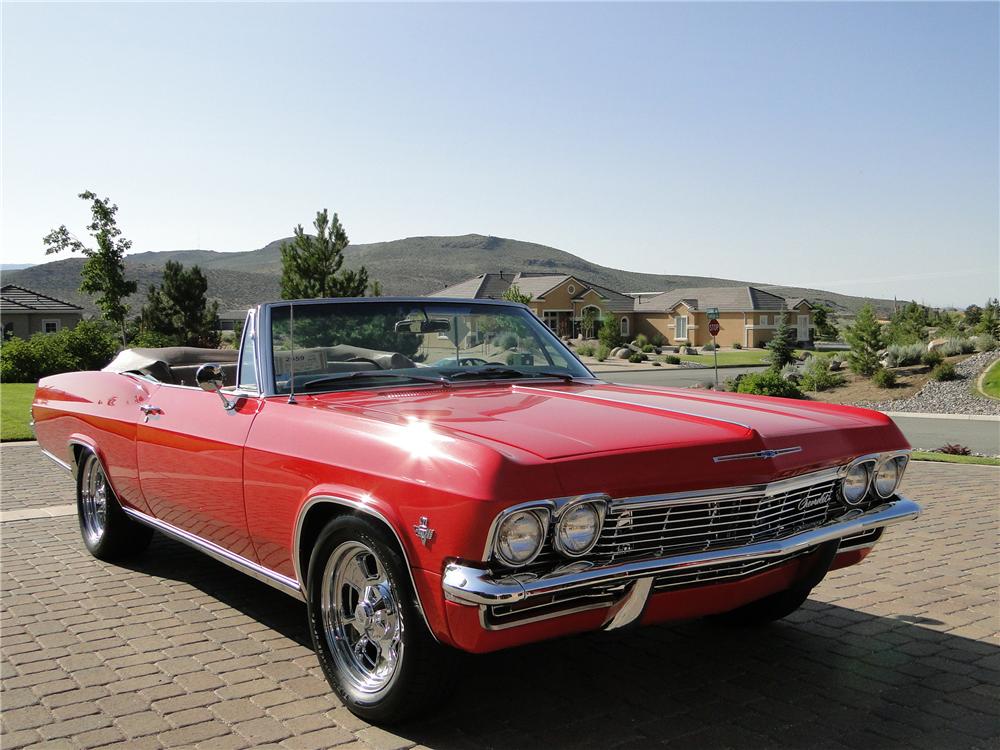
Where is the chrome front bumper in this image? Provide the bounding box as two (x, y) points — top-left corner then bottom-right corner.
(442, 497), (921, 607)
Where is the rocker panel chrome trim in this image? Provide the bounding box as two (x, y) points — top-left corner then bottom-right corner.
(121, 507), (305, 601)
(40, 449), (73, 474)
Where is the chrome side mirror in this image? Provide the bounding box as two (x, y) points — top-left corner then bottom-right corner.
(196, 364), (237, 411)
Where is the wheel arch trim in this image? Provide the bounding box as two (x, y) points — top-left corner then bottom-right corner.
(292, 495), (438, 640)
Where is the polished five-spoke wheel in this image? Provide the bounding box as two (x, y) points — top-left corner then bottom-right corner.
(306, 516), (457, 724)
(79, 453), (109, 546)
(322, 542), (404, 700)
(75, 449), (152, 561)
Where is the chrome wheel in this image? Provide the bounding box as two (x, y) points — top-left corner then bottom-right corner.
(321, 541), (404, 699)
(80, 454), (108, 546)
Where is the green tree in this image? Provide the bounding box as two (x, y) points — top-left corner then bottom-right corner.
(369, 279), (383, 297)
(964, 304), (982, 327)
(138, 261), (220, 347)
(580, 307), (600, 339)
(976, 299), (1000, 337)
(765, 314), (797, 370)
(597, 316), (622, 349)
(845, 304), (884, 376)
(812, 305), (839, 341)
(501, 284), (532, 305)
(42, 191), (137, 344)
(280, 209), (370, 299)
(884, 301), (931, 345)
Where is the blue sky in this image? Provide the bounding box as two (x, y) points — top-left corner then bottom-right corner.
(2, 2), (997, 306)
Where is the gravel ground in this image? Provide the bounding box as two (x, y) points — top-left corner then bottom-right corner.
(856, 351), (1000, 416)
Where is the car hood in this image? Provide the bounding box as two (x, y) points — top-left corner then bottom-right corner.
(321, 381), (906, 478)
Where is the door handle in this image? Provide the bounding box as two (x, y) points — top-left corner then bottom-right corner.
(139, 404), (163, 422)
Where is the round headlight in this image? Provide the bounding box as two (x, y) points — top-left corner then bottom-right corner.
(495, 510), (545, 567)
(842, 462), (872, 505)
(555, 502), (603, 557)
(874, 456), (907, 498)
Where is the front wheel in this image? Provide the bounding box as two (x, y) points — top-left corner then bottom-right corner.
(306, 516), (457, 724)
(76, 450), (152, 561)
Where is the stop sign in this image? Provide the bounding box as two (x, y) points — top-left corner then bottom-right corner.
(708, 318), (721, 336)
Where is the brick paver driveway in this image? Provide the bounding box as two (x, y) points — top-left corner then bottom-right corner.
(2, 442), (997, 749)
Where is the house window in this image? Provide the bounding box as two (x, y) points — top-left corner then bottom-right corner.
(42, 320), (60, 334)
(543, 311), (559, 331)
(759, 314), (768, 326)
(620, 317), (629, 337)
(675, 315), (687, 340)
(567, 284), (576, 295)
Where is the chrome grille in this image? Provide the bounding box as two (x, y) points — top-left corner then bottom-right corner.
(596, 478), (841, 563)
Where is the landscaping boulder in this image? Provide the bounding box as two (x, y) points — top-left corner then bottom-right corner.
(927, 338), (948, 352)
(614, 348), (630, 360)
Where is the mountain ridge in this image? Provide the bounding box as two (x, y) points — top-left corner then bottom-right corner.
(4, 233), (896, 316)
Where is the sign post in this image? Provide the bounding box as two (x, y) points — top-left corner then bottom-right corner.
(707, 316), (721, 387)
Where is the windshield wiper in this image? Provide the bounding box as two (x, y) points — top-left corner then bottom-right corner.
(445, 366), (577, 383)
(299, 371), (451, 389)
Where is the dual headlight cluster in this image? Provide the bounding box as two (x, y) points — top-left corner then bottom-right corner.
(492, 496), (607, 568)
(841, 452), (909, 505)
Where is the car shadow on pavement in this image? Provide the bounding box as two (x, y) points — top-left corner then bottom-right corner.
(127, 533), (998, 750)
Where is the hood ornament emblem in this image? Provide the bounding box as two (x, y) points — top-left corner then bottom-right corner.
(413, 517), (435, 546)
(713, 447), (802, 463)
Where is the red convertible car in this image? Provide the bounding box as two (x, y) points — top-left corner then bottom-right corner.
(32, 298), (920, 722)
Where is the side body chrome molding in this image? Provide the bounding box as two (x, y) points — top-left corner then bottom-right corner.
(41, 448), (73, 474)
(121, 507), (305, 602)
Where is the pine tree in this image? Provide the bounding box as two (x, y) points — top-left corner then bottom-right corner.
(766, 313), (797, 370)
(43, 191), (138, 345)
(139, 261), (220, 348)
(280, 210), (369, 299)
(846, 304), (884, 376)
(812, 305), (839, 341)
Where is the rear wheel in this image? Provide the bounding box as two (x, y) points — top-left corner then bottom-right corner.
(306, 516), (457, 724)
(76, 450), (152, 561)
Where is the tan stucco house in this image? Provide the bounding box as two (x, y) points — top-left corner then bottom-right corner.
(433, 273), (636, 338)
(634, 286), (813, 347)
(1, 285), (84, 339)
(434, 275), (813, 347)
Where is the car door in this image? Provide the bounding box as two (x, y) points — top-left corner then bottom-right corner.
(136, 383), (261, 561)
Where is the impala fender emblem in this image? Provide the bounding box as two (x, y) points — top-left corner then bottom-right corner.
(713, 447), (802, 463)
(413, 517), (435, 546)
(798, 491), (832, 511)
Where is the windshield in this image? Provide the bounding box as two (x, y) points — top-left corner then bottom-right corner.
(268, 301), (592, 395)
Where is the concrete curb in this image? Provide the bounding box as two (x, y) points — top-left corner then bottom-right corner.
(1, 440), (38, 447)
(883, 412), (1000, 422)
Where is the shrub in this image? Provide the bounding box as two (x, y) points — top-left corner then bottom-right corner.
(663, 354), (681, 365)
(780, 362), (801, 383)
(598, 317), (622, 349)
(649, 334), (664, 347)
(936, 443), (971, 455)
(921, 349), (944, 367)
(732, 342), (742, 349)
(974, 334), (997, 352)
(736, 370), (804, 399)
(940, 337), (975, 357)
(702, 343), (717, 351)
(873, 368), (897, 388)
(596, 343), (610, 362)
(635, 333), (649, 348)
(576, 344), (595, 357)
(628, 352), (646, 363)
(496, 333), (519, 350)
(884, 343), (924, 368)
(931, 362), (958, 381)
(800, 356), (846, 392)
(0, 321), (121, 382)
(641, 344), (654, 353)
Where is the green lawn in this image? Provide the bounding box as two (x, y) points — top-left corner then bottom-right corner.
(1, 383), (36, 441)
(676, 350), (771, 366)
(911, 451), (1000, 467)
(979, 359), (1000, 400)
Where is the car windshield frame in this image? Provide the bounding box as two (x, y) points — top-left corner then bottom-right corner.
(255, 297), (597, 397)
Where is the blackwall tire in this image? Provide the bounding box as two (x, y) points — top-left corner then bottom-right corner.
(76, 450), (153, 561)
(305, 515), (457, 724)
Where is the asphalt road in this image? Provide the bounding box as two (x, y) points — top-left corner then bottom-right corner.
(595, 367), (1000, 456)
